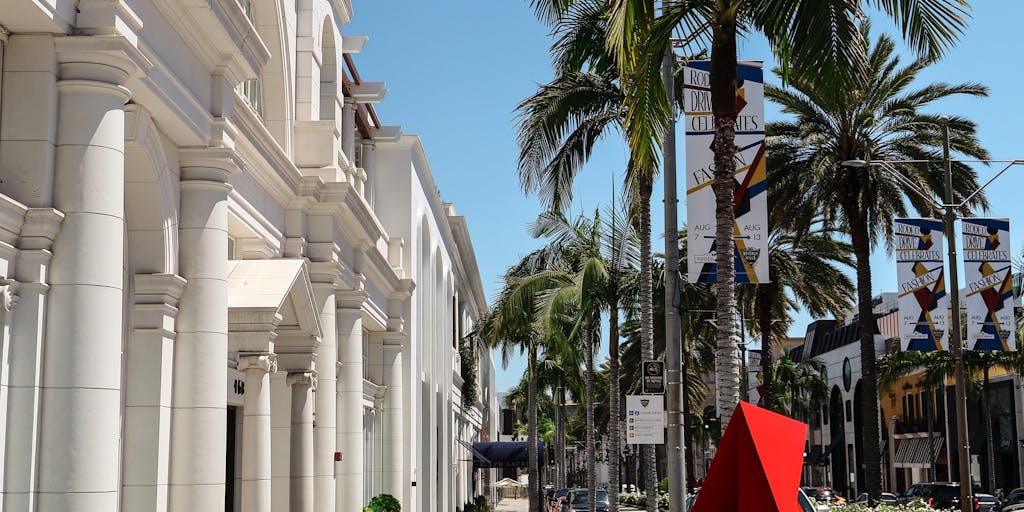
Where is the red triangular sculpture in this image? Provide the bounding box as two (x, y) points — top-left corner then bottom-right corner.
(690, 401), (807, 512)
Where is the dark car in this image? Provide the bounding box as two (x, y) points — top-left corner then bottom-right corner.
(855, 492), (899, 506)
(802, 487), (841, 504)
(903, 482), (977, 510)
(570, 489), (610, 511)
(977, 494), (1000, 512)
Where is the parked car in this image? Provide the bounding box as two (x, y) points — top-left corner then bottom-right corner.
(903, 482), (978, 510)
(977, 494), (1000, 512)
(686, 487), (821, 512)
(800, 488), (830, 512)
(855, 492), (899, 506)
(569, 488), (610, 511)
(802, 487), (841, 504)
(1002, 489), (1024, 512)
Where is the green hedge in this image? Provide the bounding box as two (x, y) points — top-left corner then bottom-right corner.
(363, 494), (400, 512)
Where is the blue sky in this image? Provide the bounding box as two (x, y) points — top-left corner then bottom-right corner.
(347, 2), (1024, 394)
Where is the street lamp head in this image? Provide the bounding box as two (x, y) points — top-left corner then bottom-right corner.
(840, 159), (871, 168)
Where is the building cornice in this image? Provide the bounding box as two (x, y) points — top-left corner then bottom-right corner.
(157, 0), (270, 84)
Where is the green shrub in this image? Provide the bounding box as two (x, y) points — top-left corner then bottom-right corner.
(363, 494), (401, 512)
(473, 495), (488, 512)
(660, 478), (669, 493)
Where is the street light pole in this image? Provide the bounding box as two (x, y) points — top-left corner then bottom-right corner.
(662, 13), (687, 512)
(941, 118), (973, 512)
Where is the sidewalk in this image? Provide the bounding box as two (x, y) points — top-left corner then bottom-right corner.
(493, 497), (530, 511)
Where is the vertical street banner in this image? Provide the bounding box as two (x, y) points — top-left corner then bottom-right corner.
(895, 218), (949, 351)
(962, 218), (1017, 351)
(683, 60), (768, 284)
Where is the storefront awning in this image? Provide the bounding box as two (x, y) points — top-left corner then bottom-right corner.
(470, 442), (544, 469)
(894, 437), (944, 467)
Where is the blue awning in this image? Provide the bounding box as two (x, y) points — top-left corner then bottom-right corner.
(471, 442), (544, 469)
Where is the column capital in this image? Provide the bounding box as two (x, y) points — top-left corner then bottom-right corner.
(287, 371), (318, 390)
(0, 279), (19, 312)
(179, 147), (242, 182)
(343, 96), (357, 108)
(18, 208), (65, 252)
(237, 352), (278, 374)
(133, 273), (187, 306)
(336, 289), (367, 310)
(54, 34), (151, 85)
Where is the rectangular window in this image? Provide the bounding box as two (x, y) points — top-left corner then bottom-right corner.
(236, 0), (254, 24)
(235, 79), (262, 118)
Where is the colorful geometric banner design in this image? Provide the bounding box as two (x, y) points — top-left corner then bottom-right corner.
(895, 218), (949, 351)
(962, 218), (1016, 351)
(683, 61), (769, 284)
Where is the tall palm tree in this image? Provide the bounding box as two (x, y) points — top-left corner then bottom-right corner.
(517, 4), (663, 506)
(740, 227), (855, 410)
(765, 26), (989, 498)
(477, 250), (578, 510)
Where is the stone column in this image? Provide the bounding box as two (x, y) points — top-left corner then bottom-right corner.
(239, 353), (277, 512)
(3, 208), (62, 512)
(336, 291), (365, 511)
(363, 142), (376, 207)
(382, 338), (404, 499)
(310, 271), (338, 512)
(341, 98), (356, 171)
(289, 371), (317, 512)
(36, 37), (144, 512)
(122, 274), (187, 512)
(168, 149), (235, 512)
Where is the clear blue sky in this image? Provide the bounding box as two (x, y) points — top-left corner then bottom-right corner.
(347, 2), (1024, 394)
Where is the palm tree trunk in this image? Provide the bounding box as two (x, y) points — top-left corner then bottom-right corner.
(560, 382), (567, 489)
(639, 181), (658, 512)
(984, 364), (995, 493)
(586, 316), (597, 512)
(555, 376), (563, 489)
(710, 11), (740, 430)
(759, 285), (774, 410)
(682, 340), (695, 488)
(529, 343), (540, 512)
(927, 384), (937, 482)
(849, 199), (883, 500)
(609, 303), (621, 511)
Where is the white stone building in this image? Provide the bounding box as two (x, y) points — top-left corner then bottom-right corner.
(0, 1), (496, 511)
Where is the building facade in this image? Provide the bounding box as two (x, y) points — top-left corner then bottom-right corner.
(0, 1), (495, 511)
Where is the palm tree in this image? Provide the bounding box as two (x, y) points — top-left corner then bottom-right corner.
(765, 26), (989, 498)
(477, 250), (578, 511)
(740, 227), (855, 410)
(516, 5), (663, 506)
(771, 350), (829, 422)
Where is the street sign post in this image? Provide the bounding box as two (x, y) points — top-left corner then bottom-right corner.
(625, 395), (665, 444)
(642, 360), (665, 394)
